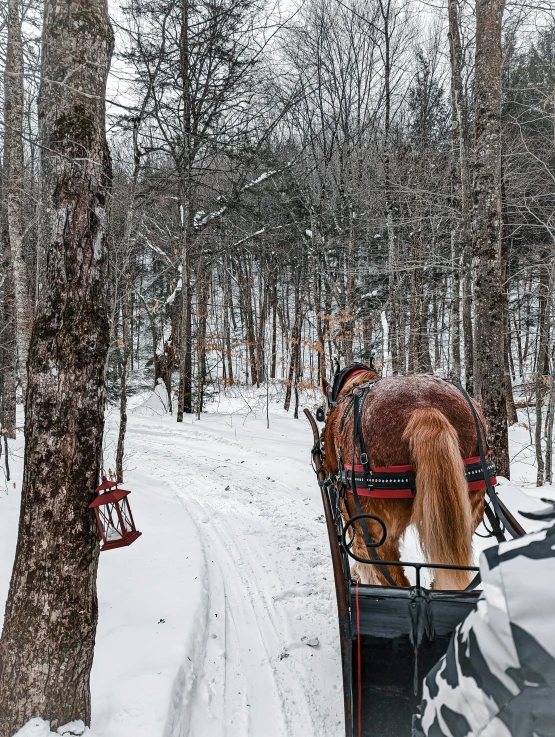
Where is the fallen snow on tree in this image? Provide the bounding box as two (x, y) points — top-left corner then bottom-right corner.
(12, 719), (95, 737)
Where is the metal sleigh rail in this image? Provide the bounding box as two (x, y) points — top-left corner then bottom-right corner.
(303, 408), (523, 737)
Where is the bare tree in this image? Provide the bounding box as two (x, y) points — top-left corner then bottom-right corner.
(448, 0), (473, 388)
(0, 0), (113, 730)
(472, 0), (509, 475)
(4, 0), (31, 395)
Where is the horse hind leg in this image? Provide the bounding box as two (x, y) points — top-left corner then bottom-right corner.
(375, 538), (410, 587)
(350, 537), (410, 587)
(351, 560), (380, 585)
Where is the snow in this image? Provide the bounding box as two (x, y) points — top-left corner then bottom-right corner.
(2, 392), (554, 737)
(1, 388), (342, 737)
(139, 233), (173, 266)
(243, 170), (277, 189)
(194, 206), (227, 230)
(11, 718), (91, 736)
(165, 265), (183, 306)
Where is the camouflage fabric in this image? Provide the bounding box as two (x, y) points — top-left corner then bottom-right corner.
(413, 520), (555, 737)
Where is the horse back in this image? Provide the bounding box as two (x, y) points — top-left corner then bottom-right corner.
(331, 375), (483, 468)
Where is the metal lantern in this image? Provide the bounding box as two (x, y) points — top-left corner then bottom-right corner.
(90, 476), (142, 551)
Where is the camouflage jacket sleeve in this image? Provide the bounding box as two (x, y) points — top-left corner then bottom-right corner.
(413, 522), (555, 737)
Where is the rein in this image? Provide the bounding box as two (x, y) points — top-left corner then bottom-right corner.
(453, 380), (524, 541)
(348, 384), (398, 586)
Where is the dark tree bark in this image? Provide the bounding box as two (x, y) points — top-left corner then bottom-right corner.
(270, 281), (278, 380)
(116, 287), (132, 479)
(224, 266), (234, 385)
(500, 176), (517, 428)
(472, 0), (508, 476)
(0, 0), (113, 730)
(256, 269), (268, 385)
(535, 268), (551, 486)
(450, 229), (462, 379)
(177, 0), (193, 421)
(237, 256), (258, 385)
(284, 258), (306, 412)
(448, 0), (474, 390)
(197, 267), (210, 413)
(1, 178), (17, 440)
(5, 0), (32, 396)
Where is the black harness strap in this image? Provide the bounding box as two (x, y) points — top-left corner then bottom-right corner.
(339, 459), (495, 495)
(328, 361), (376, 408)
(349, 387), (398, 587)
(453, 381), (522, 541)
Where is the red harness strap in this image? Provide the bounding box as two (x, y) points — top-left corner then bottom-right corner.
(345, 368), (368, 382)
(343, 456), (497, 499)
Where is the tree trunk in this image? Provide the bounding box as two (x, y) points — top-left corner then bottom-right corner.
(1, 177), (17, 439)
(451, 229), (462, 379)
(197, 268), (209, 413)
(256, 269), (268, 385)
(177, 0), (193, 421)
(238, 257), (258, 385)
(116, 113), (143, 469)
(223, 265), (234, 385)
(284, 260), (305, 412)
(284, 306), (302, 412)
(545, 363), (555, 483)
(116, 287), (132, 480)
(448, 0), (474, 390)
(0, 0), (113, 730)
(472, 0), (508, 476)
(344, 215), (356, 364)
(270, 282), (277, 380)
(535, 270), (551, 486)
(5, 0), (31, 397)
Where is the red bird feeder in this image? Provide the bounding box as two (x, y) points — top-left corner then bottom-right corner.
(90, 476), (142, 551)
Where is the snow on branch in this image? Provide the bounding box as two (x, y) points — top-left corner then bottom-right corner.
(230, 228), (265, 248)
(193, 164), (291, 232)
(194, 206), (227, 230)
(165, 265), (183, 306)
(242, 169), (278, 190)
(138, 232), (174, 266)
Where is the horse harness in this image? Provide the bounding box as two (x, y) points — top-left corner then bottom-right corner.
(336, 379), (497, 500)
(318, 364), (521, 588)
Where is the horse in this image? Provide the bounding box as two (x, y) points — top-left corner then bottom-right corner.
(321, 366), (489, 590)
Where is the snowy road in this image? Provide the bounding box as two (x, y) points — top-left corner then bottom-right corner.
(96, 388), (344, 737)
(2, 386), (551, 737)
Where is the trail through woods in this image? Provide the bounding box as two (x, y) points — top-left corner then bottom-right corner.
(1, 385), (552, 737)
(125, 388), (343, 737)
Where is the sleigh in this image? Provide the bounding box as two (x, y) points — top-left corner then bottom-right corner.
(304, 407), (525, 737)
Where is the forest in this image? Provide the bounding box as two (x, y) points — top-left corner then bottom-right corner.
(2, 0), (555, 469)
(0, 0), (555, 732)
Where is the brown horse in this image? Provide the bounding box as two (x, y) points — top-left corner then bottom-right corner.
(321, 369), (488, 590)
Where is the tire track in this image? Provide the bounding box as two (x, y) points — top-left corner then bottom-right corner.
(130, 415), (343, 737)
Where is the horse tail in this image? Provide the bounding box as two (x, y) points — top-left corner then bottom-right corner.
(402, 407), (473, 590)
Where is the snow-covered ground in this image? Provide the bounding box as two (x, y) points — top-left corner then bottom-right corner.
(1, 384), (554, 737)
